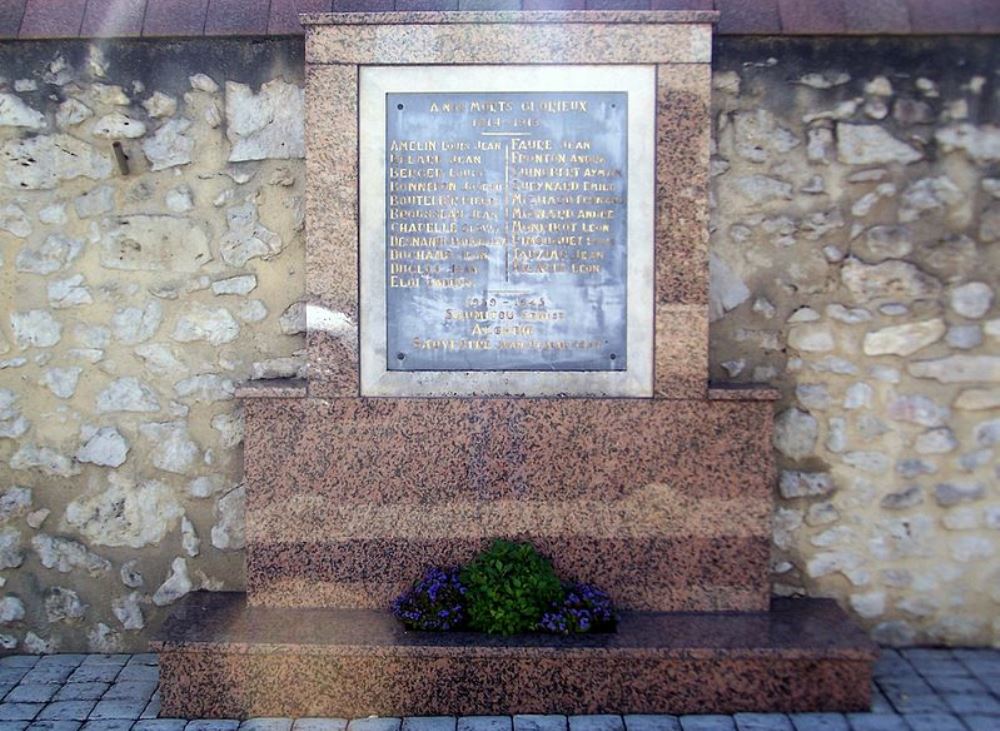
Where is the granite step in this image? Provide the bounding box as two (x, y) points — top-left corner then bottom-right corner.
(152, 592), (877, 719)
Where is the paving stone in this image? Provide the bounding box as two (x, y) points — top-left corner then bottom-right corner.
(901, 714), (966, 731)
(102, 682), (157, 701)
(0, 660), (36, 669)
(942, 693), (1000, 714)
(88, 700), (146, 721)
(125, 656), (158, 667)
(5, 687), (58, 704)
(114, 666), (157, 683)
(27, 722), (82, 731)
(240, 720), (293, 731)
(185, 722), (242, 731)
(36, 703), (96, 722)
(913, 660), (970, 677)
(883, 690), (949, 714)
(0, 707), (43, 723)
(20, 668), (75, 685)
(0, 723), (28, 731)
(78, 659), (127, 670)
(65, 668), (119, 685)
(0, 687), (13, 701)
(134, 722), (188, 731)
(569, 717), (624, 731)
(963, 716), (1000, 731)
(844, 715), (909, 731)
(924, 674), (986, 693)
(678, 718), (736, 731)
(80, 721), (137, 731)
(35, 659), (86, 670)
(787, 714), (849, 730)
(292, 720), (348, 731)
(140, 697), (160, 720)
(872, 652), (912, 679)
(457, 720), (509, 731)
(622, 717), (680, 731)
(901, 649), (953, 663)
(0, 670), (30, 685)
(402, 719), (457, 731)
(733, 715), (793, 731)
(53, 685), (108, 702)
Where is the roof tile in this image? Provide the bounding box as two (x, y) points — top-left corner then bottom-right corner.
(843, 0), (909, 33)
(0, 0), (26, 38)
(333, 0), (393, 10)
(716, 0), (780, 34)
(908, 0), (979, 33)
(587, 0), (651, 8)
(81, 0), (147, 37)
(206, 0), (270, 34)
(270, 0), (332, 34)
(143, 0), (209, 36)
(522, 0), (585, 8)
(394, 0), (459, 9)
(18, 0), (86, 38)
(779, 0), (846, 33)
(651, 0), (714, 9)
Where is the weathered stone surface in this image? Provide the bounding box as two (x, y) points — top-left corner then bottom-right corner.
(733, 174), (793, 204)
(219, 201), (283, 267)
(172, 304), (240, 345)
(96, 377), (160, 413)
(212, 274), (257, 295)
(934, 482), (985, 507)
(915, 428), (958, 455)
(226, 80), (305, 162)
(211, 410), (243, 449)
(15, 234), (83, 274)
(112, 592), (145, 631)
(773, 407), (818, 460)
(779, 471), (835, 499)
(211, 485), (245, 551)
(44, 587), (87, 623)
(112, 301), (163, 344)
(837, 123), (922, 165)
(153, 557), (193, 606)
(900, 176), (963, 222)
(40, 366), (82, 398)
(32, 534), (111, 575)
(935, 123), (1000, 164)
(143, 91), (177, 119)
(949, 282), (994, 319)
(174, 374), (235, 403)
(0, 595), (25, 623)
(142, 118), (194, 171)
(908, 355), (1000, 383)
(0, 527), (24, 569)
(841, 259), (941, 303)
(0, 93), (47, 129)
(973, 418), (1000, 447)
(855, 226), (912, 262)
(66, 475), (183, 548)
(863, 319), (946, 357)
(10, 309), (62, 348)
(881, 486), (923, 510)
(0, 202), (32, 238)
(0, 486), (31, 524)
(100, 216), (211, 272)
(0, 389), (30, 439)
(1, 134), (112, 189)
(887, 394), (950, 427)
(140, 421), (199, 474)
(93, 113), (146, 139)
(788, 325), (835, 352)
(74, 185), (114, 218)
(76, 425), (129, 467)
(278, 301), (306, 335)
(56, 98), (93, 127)
(48, 275), (93, 308)
(10, 443), (79, 477)
(250, 357), (306, 380)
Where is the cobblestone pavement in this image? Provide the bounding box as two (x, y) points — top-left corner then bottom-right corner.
(1, 649), (999, 731)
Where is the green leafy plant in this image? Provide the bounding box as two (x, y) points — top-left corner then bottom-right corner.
(460, 539), (565, 635)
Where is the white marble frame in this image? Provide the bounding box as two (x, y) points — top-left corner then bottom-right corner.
(359, 64), (655, 397)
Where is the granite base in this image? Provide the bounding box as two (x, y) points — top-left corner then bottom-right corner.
(153, 592), (877, 719)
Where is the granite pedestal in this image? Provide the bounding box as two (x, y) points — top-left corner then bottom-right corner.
(154, 11), (876, 718)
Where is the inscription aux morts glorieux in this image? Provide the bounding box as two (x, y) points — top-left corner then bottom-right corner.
(384, 91), (628, 372)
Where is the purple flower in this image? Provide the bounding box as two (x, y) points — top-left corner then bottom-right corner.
(391, 566), (469, 632)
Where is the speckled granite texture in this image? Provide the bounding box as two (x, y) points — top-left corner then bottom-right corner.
(153, 593), (877, 718)
(243, 396), (774, 611)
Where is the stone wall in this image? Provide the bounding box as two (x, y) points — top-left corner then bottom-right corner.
(711, 37), (999, 647)
(0, 35), (997, 651)
(0, 39), (307, 652)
